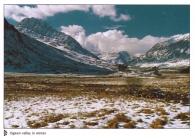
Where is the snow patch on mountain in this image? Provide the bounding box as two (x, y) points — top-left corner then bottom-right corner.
(4, 18), (114, 74)
(168, 33), (190, 43)
(129, 33), (190, 67)
(14, 17), (121, 71)
(137, 59), (189, 68)
(15, 17), (97, 58)
(94, 51), (130, 65)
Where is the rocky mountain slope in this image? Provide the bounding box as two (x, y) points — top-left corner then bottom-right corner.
(4, 18), (113, 74)
(15, 17), (119, 70)
(129, 33), (190, 67)
(16, 17), (97, 58)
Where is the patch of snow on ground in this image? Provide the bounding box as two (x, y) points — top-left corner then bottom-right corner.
(138, 59), (189, 68)
(4, 95), (189, 129)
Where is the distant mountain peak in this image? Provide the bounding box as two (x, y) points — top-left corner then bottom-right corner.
(94, 51), (130, 65)
(167, 33), (189, 44)
(16, 17), (98, 58)
(18, 17), (56, 33)
(4, 18), (113, 74)
(129, 33), (190, 67)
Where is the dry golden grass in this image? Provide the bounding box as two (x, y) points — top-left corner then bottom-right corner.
(109, 103), (115, 107)
(169, 118), (175, 121)
(26, 115), (31, 117)
(85, 121), (98, 126)
(86, 101), (91, 104)
(145, 117), (150, 119)
(30, 112), (40, 116)
(62, 121), (70, 125)
(105, 113), (132, 129)
(123, 121), (136, 128)
(106, 120), (118, 128)
(106, 109), (116, 114)
(137, 118), (143, 122)
(27, 120), (48, 128)
(81, 125), (89, 129)
(44, 114), (67, 123)
(12, 124), (19, 128)
(138, 108), (154, 114)
(132, 104), (140, 109)
(4, 72), (189, 106)
(181, 121), (190, 126)
(52, 124), (60, 128)
(81, 111), (98, 118)
(27, 113), (70, 128)
(150, 117), (168, 128)
(174, 112), (190, 121)
(69, 124), (75, 128)
(24, 108), (31, 111)
(70, 116), (77, 119)
(155, 107), (169, 116)
(99, 116), (106, 120)
(78, 108), (117, 119)
(143, 105), (151, 109)
(97, 92), (109, 98)
(114, 113), (131, 122)
(4, 72), (190, 129)
(170, 107), (180, 112)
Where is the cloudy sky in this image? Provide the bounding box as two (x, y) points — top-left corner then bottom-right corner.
(4, 5), (189, 55)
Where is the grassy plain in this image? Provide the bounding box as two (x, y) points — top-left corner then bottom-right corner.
(4, 69), (190, 128)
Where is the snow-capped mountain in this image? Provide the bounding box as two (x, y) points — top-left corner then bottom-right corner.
(129, 33), (190, 67)
(94, 51), (130, 65)
(15, 17), (119, 70)
(4, 18), (113, 74)
(16, 17), (97, 58)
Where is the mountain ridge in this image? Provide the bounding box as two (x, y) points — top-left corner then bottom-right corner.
(129, 33), (190, 67)
(16, 17), (98, 59)
(5, 17), (190, 70)
(4, 18), (114, 74)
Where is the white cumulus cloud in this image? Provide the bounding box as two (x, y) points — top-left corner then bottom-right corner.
(4, 5), (130, 22)
(91, 5), (130, 22)
(61, 25), (85, 35)
(61, 25), (86, 46)
(85, 30), (169, 55)
(4, 5), (90, 22)
(111, 14), (131, 22)
(91, 5), (116, 17)
(60, 26), (169, 55)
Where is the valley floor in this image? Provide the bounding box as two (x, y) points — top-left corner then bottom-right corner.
(4, 71), (190, 129)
